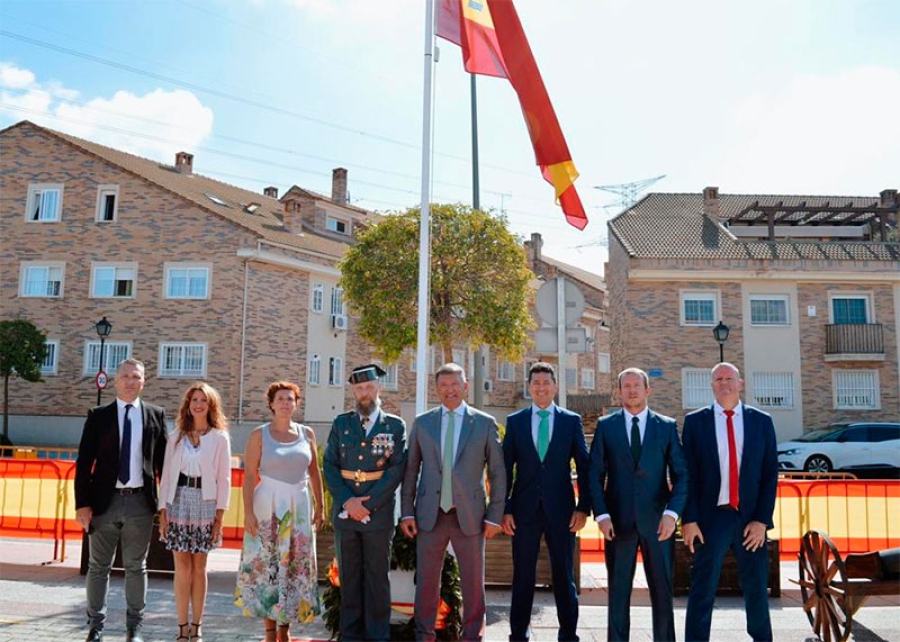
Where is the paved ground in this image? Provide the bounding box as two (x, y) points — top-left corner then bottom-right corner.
(1, 537), (898, 641)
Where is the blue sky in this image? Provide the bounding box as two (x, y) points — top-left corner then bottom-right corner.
(2, 0), (898, 274)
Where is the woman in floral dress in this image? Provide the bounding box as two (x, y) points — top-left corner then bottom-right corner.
(159, 382), (232, 642)
(235, 381), (324, 642)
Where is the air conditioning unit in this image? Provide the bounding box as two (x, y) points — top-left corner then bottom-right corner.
(331, 314), (348, 331)
(483, 379), (494, 392)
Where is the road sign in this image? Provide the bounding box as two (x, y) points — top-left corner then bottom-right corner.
(95, 370), (109, 390)
(535, 277), (585, 327)
(534, 327), (588, 353)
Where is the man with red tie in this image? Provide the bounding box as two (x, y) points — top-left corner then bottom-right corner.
(681, 362), (778, 642)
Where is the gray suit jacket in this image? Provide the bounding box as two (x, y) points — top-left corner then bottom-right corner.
(401, 404), (506, 536)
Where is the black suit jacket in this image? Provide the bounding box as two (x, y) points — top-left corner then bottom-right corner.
(75, 400), (167, 516)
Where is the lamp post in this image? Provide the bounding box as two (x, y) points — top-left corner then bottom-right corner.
(713, 320), (730, 363)
(95, 316), (112, 406)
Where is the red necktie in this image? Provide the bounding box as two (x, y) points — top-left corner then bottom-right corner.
(724, 409), (739, 509)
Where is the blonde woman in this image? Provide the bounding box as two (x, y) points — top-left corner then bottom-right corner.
(235, 381), (324, 642)
(158, 383), (232, 642)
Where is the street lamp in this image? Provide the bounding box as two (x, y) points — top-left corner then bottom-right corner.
(713, 320), (730, 363)
(95, 316), (112, 405)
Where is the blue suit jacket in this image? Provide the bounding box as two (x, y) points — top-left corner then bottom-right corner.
(589, 409), (687, 537)
(681, 403), (778, 530)
(502, 405), (591, 524)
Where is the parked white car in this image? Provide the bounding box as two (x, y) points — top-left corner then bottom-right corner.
(777, 423), (900, 475)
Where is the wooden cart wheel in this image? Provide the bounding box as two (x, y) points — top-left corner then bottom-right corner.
(797, 530), (852, 642)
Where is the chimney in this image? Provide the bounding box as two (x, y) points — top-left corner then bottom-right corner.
(702, 185), (720, 218)
(263, 186), (278, 199)
(880, 188), (898, 207)
(282, 200), (300, 232)
(332, 168), (348, 204)
(175, 151), (193, 175)
(523, 232), (544, 270)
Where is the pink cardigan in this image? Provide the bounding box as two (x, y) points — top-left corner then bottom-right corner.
(158, 428), (232, 510)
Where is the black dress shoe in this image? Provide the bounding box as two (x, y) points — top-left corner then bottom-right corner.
(125, 627), (143, 642)
(85, 629), (102, 642)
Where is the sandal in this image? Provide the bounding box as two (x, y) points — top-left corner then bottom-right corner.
(175, 623), (190, 641)
(190, 622), (203, 642)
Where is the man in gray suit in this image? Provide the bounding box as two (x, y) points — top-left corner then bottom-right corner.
(401, 362), (506, 642)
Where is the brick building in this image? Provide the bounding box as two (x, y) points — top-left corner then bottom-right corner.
(606, 186), (900, 440)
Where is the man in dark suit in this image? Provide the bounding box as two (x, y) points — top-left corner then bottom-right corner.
(322, 364), (408, 642)
(589, 367), (687, 642)
(74, 359), (167, 642)
(502, 362), (590, 642)
(682, 362), (778, 642)
(401, 362), (506, 642)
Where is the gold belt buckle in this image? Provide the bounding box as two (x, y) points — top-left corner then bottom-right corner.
(354, 469), (367, 484)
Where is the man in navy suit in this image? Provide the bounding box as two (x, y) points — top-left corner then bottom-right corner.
(682, 362), (778, 642)
(589, 367), (687, 641)
(74, 359), (167, 642)
(502, 362), (591, 642)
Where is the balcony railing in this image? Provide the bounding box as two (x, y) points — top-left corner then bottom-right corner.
(825, 323), (884, 354)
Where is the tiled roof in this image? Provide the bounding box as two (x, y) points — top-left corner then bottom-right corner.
(608, 192), (900, 262)
(12, 121), (355, 259)
(540, 255), (605, 294)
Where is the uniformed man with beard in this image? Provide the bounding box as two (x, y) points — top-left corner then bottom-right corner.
(322, 364), (408, 641)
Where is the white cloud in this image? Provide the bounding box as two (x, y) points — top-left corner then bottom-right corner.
(0, 62), (214, 163)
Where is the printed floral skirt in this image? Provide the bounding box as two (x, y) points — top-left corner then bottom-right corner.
(164, 486), (217, 554)
(234, 475), (320, 625)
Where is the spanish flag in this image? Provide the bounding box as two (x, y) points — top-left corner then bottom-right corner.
(437, 0), (588, 230)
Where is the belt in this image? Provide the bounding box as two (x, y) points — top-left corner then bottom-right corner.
(716, 504), (738, 512)
(340, 469), (384, 483)
(178, 473), (202, 489)
(115, 487), (144, 495)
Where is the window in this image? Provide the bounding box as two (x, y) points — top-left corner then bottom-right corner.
(41, 340), (59, 375)
(326, 216), (349, 234)
(833, 370), (879, 409)
(452, 349), (466, 368)
(159, 343), (206, 378)
(831, 295), (870, 324)
(682, 368), (713, 409)
(84, 341), (131, 375)
(410, 347), (435, 373)
(311, 283), (324, 313)
(165, 265), (209, 299)
(581, 368), (595, 390)
(497, 361), (516, 381)
(95, 185), (119, 222)
(382, 363), (399, 391)
(26, 184), (63, 222)
(681, 291), (718, 326)
(750, 295), (789, 326)
(328, 357), (344, 386)
(523, 361), (537, 399)
(92, 264), (136, 298)
(565, 368), (577, 389)
(751, 372), (793, 408)
(331, 287), (345, 316)
(20, 263), (63, 297)
(598, 353), (610, 373)
(308, 355), (321, 386)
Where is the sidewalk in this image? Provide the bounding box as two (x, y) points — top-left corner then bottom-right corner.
(1, 537), (898, 641)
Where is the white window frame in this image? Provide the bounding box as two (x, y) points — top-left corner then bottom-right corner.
(750, 371), (794, 408)
(680, 290), (719, 326)
(326, 215), (350, 235)
(497, 360), (515, 382)
(308, 355), (322, 386)
(749, 295), (790, 326)
(164, 264), (210, 299)
(330, 287), (345, 316)
(25, 183), (63, 222)
(410, 347), (435, 373)
(682, 367), (714, 409)
(311, 283), (324, 313)
(382, 363), (399, 391)
(452, 349), (466, 369)
(158, 343), (207, 378)
(91, 262), (137, 299)
(20, 262), (64, 298)
(523, 361), (537, 399)
(581, 368), (595, 390)
(328, 356), (344, 387)
(83, 341), (132, 375)
(95, 184), (119, 222)
(41, 340), (59, 375)
(598, 352), (611, 374)
(828, 292), (873, 324)
(833, 369), (880, 410)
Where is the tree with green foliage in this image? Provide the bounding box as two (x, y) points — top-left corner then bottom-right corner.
(339, 203), (534, 364)
(0, 319), (48, 440)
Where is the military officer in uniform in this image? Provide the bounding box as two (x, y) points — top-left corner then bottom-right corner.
(323, 364), (408, 642)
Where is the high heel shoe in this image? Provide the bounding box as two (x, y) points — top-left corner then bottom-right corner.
(175, 623), (190, 641)
(190, 622), (203, 642)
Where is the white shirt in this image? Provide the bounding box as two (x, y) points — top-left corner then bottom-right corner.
(116, 397), (143, 488)
(530, 403), (556, 449)
(440, 402), (466, 464)
(714, 402), (745, 507)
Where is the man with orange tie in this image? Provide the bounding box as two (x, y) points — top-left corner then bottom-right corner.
(682, 362), (778, 642)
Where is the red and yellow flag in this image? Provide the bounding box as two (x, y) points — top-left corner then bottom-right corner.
(437, 0), (588, 230)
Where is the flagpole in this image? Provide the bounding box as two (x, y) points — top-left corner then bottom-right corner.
(470, 74), (488, 408)
(415, 0), (436, 414)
